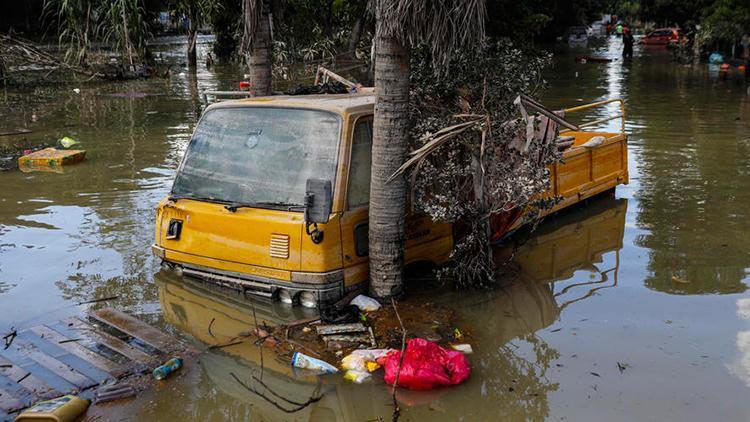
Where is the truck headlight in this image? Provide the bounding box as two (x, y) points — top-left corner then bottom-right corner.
(299, 291), (317, 308)
(278, 289), (294, 304)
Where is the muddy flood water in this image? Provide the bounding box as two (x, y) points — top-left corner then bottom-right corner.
(2, 36), (750, 421)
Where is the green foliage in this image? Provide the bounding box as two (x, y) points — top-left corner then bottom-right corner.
(487, 0), (609, 43)
(44, 0), (150, 65)
(702, 0), (750, 42)
(97, 0), (150, 65)
(208, 0), (242, 60)
(43, 0), (95, 65)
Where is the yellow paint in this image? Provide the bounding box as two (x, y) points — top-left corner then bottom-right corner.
(153, 94), (627, 301)
(14, 395), (89, 422)
(18, 148), (86, 172)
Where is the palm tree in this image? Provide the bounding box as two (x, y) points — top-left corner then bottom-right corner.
(369, 0), (486, 299)
(241, 0), (273, 95)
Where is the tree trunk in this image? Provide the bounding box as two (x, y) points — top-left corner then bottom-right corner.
(243, 0), (273, 96)
(368, 20), (410, 299)
(348, 16), (364, 56)
(187, 3), (197, 68)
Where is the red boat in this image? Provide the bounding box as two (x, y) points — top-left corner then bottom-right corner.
(640, 28), (681, 46)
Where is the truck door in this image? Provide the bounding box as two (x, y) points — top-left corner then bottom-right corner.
(340, 116), (373, 289)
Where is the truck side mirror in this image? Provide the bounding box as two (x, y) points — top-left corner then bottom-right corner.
(304, 179), (332, 244)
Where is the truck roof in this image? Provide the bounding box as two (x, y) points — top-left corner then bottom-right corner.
(207, 92), (376, 116)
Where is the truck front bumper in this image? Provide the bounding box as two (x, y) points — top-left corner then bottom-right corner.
(152, 244), (347, 307)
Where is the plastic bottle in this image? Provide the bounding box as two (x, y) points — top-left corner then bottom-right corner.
(291, 352), (338, 374)
(152, 357), (183, 380)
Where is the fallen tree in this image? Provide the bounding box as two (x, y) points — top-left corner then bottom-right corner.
(394, 40), (566, 288)
(0, 33), (102, 84)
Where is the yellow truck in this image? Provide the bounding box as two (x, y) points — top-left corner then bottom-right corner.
(152, 93), (628, 308)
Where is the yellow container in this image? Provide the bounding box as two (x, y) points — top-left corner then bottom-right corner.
(18, 148), (86, 171)
(15, 395), (90, 422)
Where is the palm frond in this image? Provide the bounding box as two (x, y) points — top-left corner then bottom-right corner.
(375, 0), (487, 71)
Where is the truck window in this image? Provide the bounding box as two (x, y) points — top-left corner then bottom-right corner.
(171, 107), (341, 208)
(347, 118), (373, 209)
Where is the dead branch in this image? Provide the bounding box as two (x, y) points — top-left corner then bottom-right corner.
(208, 318), (216, 338)
(3, 327), (17, 350)
(391, 298), (407, 422)
(0, 34), (103, 80)
(230, 372), (323, 413)
(76, 295), (119, 305)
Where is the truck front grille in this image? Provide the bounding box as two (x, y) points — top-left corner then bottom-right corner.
(269, 234), (290, 259)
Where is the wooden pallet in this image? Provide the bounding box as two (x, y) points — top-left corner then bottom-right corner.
(0, 308), (185, 417)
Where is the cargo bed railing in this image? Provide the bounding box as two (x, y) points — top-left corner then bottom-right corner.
(561, 98), (626, 135)
(202, 91), (254, 103)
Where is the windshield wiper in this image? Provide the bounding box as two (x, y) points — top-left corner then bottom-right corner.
(224, 201), (303, 212)
(170, 194), (231, 205)
(169, 193), (199, 202)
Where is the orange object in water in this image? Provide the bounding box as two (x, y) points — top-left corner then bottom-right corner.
(18, 147), (86, 172)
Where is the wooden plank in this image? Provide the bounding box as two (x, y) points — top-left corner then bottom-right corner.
(62, 318), (152, 364)
(11, 338), (96, 390)
(0, 356), (58, 399)
(91, 308), (179, 354)
(29, 325), (127, 378)
(316, 323), (367, 335)
(0, 388), (24, 413)
(17, 331), (110, 383)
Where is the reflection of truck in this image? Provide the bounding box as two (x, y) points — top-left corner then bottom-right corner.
(152, 94), (628, 307)
(156, 272), (394, 421)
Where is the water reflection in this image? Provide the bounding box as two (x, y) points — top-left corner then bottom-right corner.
(157, 272), (393, 421)
(628, 53), (750, 295)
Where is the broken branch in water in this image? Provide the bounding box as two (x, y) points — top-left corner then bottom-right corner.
(208, 318), (216, 338)
(3, 328), (17, 350)
(16, 372), (30, 383)
(230, 372), (323, 413)
(391, 298), (407, 422)
(77, 296), (119, 305)
(207, 340), (244, 350)
(0, 34), (104, 80)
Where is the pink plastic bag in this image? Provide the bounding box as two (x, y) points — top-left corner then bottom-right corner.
(380, 338), (471, 390)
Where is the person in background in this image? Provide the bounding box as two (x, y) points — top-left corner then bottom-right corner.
(623, 28), (634, 58)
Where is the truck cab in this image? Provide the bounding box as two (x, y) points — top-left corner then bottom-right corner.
(152, 93), (453, 308)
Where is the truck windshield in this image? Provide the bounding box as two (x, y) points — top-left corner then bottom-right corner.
(172, 107), (341, 207)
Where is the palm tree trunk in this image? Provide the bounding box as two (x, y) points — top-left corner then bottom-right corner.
(368, 20), (410, 299)
(243, 0), (273, 96)
(187, 2), (197, 68)
(187, 28), (197, 67)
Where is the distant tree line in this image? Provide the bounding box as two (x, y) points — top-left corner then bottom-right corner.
(615, 0), (750, 54)
(1, 0), (616, 67)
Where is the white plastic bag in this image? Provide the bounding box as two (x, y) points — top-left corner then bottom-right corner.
(341, 349), (393, 372)
(350, 294), (381, 311)
(341, 349), (393, 383)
